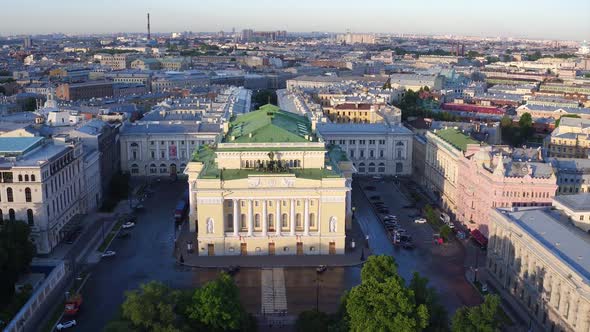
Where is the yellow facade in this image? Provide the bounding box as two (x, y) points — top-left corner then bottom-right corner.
(185, 105), (353, 256)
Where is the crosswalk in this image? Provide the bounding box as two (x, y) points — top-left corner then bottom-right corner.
(261, 268), (287, 314)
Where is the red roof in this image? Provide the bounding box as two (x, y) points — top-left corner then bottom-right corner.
(471, 229), (488, 247)
(442, 103), (505, 115)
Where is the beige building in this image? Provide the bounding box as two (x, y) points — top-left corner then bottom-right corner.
(186, 105), (354, 256)
(544, 117), (590, 159)
(488, 208), (590, 332)
(424, 128), (480, 214)
(99, 54), (137, 70)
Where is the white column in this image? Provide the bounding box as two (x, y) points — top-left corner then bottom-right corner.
(165, 141), (170, 160)
(248, 200), (253, 236)
(304, 199), (310, 235)
(290, 199), (296, 236)
(233, 199), (239, 237)
(275, 200), (281, 236)
(262, 200), (268, 237)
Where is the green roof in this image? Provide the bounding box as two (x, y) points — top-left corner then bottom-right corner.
(434, 128), (479, 152)
(224, 104), (314, 143)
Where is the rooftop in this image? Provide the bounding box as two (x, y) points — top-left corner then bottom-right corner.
(501, 208), (590, 283)
(553, 194), (590, 212)
(0, 137), (45, 155)
(433, 128), (479, 152)
(224, 104), (315, 144)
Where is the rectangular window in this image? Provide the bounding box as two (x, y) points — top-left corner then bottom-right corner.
(349, 140), (356, 144)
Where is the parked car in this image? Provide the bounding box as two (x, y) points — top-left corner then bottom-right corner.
(122, 222), (135, 229)
(481, 282), (488, 293)
(385, 214), (397, 219)
(101, 251), (116, 258)
(56, 320), (77, 330)
(364, 186), (376, 191)
(316, 265), (327, 273)
(372, 175), (383, 181)
(414, 218), (427, 224)
(369, 195), (381, 200)
(223, 265), (240, 276)
(401, 241), (415, 249)
(402, 204), (416, 209)
(117, 232), (131, 239)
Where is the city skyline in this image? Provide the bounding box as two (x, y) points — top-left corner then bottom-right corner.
(1, 0), (589, 41)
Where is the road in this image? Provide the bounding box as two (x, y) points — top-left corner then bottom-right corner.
(352, 176), (482, 313)
(70, 180), (361, 331)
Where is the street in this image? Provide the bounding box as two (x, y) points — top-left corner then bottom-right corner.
(352, 176), (482, 312)
(67, 176), (479, 331)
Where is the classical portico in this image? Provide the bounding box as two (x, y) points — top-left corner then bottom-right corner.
(186, 105), (354, 256)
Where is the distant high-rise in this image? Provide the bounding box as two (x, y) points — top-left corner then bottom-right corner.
(23, 36), (32, 49)
(147, 13), (151, 40)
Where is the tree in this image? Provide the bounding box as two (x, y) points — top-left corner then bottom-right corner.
(451, 295), (502, 332)
(347, 275), (429, 332)
(424, 205), (437, 225)
(186, 272), (246, 331)
(120, 281), (187, 332)
(360, 255), (400, 283)
(518, 112), (534, 142)
(0, 220), (35, 306)
(500, 116), (513, 128)
(409, 273), (449, 332)
(439, 225), (452, 242)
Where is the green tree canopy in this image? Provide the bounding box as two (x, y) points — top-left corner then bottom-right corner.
(0, 220), (35, 305)
(295, 310), (331, 332)
(518, 112), (533, 128)
(121, 281), (187, 332)
(186, 272), (246, 331)
(500, 116), (513, 128)
(347, 275), (429, 332)
(451, 295), (501, 332)
(360, 255), (400, 283)
(409, 273), (449, 332)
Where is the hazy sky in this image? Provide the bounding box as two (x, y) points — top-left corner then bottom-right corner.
(1, 0), (589, 40)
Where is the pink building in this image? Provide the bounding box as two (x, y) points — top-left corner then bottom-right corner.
(456, 146), (557, 237)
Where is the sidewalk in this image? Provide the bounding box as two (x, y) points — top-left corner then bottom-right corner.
(175, 215), (371, 268)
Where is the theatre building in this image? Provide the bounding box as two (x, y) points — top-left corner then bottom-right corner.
(186, 105), (354, 256)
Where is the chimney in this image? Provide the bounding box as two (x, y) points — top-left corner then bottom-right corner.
(147, 13), (151, 40)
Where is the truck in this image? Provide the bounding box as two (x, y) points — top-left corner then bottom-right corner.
(64, 293), (83, 316)
(174, 189), (189, 222)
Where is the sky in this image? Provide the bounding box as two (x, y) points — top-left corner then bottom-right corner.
(1, 0), (589, 40)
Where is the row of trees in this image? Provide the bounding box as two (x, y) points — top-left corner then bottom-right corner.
(398, 89), (460, 122)
(105, 273), (256, 332)
(0, 220), (36, 325)
(296, 255), (503, 332)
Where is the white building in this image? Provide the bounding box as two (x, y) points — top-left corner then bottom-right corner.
(552, 194), (590, 232)
(0, 136), (86, 254)
(488, 208), (590, 332)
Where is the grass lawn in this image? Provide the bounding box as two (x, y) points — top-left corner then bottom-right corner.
(98, 218), (125, 252)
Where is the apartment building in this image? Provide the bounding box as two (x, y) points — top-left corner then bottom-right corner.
(544, 117), (590, 159)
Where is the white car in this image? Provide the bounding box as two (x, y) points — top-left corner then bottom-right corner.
(385, 214), (397, 219)
(101, 250), (116, 258)
(122, 222), (135, 229)
(414, 218), (427, 224)
(56, 320), (77, 330)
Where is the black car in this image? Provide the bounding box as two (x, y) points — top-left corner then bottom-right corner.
(223, 265), (240, 276)
(364, 186), (376, 191)
(370, 195), (381, 200)
(400, 241), (415, 249)
(117, 232), (131, 239)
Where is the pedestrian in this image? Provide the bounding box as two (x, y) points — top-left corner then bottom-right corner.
(179, 254), (184, 264)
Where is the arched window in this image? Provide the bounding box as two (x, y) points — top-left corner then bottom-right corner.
(6, 188), (13, 202)
(31, 175), (35, 182)
(18, 175), (23, 181)
(130, 164), (139, 174)
(281, 213), (288, 228)
(150, 163), (157, 174)
(309, 213), (316, 228)
(24, 175), (29, 181)
(296, 213), (302, 228)
(268, 214), (274, 230)
(240, 214), (247, 229)
(130, 142), (139, 148)
(368, 162), (376, 173)
(358, 162), (366, 173)
(226, 214), (233, 231)
(255, 214), (261, 228)
(25, 188), (32, 202)
(160, 163), (167, 174)
(378, 163), (386, 173)
(27, 209), (34, 226)
(9, 209), (15, 222)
